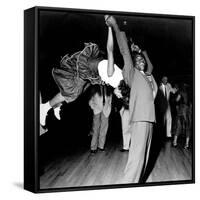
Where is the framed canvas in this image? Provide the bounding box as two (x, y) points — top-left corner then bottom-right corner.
(24, 6), (195, 193)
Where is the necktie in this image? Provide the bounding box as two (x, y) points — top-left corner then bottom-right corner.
(164, 86), (167, 98)
(101, 84), (105, 105)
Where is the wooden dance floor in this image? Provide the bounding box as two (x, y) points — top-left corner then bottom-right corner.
(40, 139), (192, 189)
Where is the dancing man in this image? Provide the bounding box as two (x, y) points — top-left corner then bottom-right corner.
(105, 15), (158, 183)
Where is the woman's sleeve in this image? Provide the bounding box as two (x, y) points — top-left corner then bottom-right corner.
(106, 27), (115, 77)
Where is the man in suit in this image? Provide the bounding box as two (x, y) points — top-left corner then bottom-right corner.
(89, 84), (113, 153)
(159, 76), (177, 138)
(105, 15), (158, 183)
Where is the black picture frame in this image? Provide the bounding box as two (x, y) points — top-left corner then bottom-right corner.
(24, 6), (195, 193)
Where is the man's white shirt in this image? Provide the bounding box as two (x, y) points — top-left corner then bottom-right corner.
(161, 83), (166, 96)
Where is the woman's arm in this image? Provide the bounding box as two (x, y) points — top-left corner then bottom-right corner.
(107, 27), (115, 77)
(105, 15), (135, 87)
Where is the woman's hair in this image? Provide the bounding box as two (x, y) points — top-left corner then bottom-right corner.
(118, 80), (130, 97)
(118, 80), (130, 109)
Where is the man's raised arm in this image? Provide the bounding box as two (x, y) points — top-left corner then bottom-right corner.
(143, 51), (153, 75)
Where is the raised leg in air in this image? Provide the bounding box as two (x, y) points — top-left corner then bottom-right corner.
(40, 92), (65, 126)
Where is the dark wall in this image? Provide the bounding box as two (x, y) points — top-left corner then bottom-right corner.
(39, 10), (193, 99)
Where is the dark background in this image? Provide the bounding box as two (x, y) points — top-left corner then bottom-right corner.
(39, 9), (193, 100)
(38, 9), (194, 167)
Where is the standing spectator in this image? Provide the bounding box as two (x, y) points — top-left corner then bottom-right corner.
(173, 83), (192, 149)
(158, 76), (177, 138)
(89, 84), (113, 153)
(169, 84), (180, 135)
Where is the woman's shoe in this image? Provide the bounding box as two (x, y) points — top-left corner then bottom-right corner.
(54, 106), (61, 120)
(40, 102), (51, 126)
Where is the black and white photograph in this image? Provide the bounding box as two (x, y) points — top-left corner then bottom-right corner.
(24, 6), (194, 193)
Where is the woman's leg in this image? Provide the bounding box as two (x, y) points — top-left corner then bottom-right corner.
(173, 117), (181, 146)
(184, 137), (190, 149)
(40, 92), (65, 126)
(184, 113), (191, 149)
(49, 92), (66, 108)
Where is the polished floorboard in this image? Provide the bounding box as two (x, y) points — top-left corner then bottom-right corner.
(40, 138), (192, 189)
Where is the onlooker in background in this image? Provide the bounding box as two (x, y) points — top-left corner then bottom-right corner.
(158, 76), (177, 138)
(173, 83), (192, 149)
(169, 83), (180, 136)
(89, 84), (113, 153)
